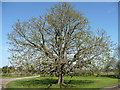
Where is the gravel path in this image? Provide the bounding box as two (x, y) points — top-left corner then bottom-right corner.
(0, 75), (40, 90)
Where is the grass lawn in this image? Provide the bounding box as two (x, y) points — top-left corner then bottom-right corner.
(6, 76), (119, 89)
(0, 75), (37, 79)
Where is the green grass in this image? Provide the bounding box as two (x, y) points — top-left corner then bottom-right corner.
(0, 75), (36, 79)
(6, 76), (119, 89)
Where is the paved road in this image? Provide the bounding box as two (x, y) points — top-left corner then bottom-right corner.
(99, 83), (120, 90)
(0, 75), (40, 90)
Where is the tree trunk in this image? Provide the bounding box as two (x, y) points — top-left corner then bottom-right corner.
(58, 73), (64, 85)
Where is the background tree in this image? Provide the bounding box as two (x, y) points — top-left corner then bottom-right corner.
(8, 2), (114, 86)
(103, 57), (117, 75)
(1, 66), (15, 76)
(114, 46), (120, 78)
(0, 68), (2, 73)
(2, 66), (9, 75)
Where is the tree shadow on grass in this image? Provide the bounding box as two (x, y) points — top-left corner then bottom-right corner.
(63, 80), (94, 88)
(99, 75), (119, 79)
(18, 78), (58, 86)
(65, 80), (94, 85)
(17, 78), (94, 88)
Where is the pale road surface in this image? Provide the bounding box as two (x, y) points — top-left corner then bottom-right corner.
(0, 75), (40, 90)
(99, 83), (120, 90)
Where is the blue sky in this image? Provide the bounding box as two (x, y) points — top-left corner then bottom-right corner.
(1, 2), (118, 67)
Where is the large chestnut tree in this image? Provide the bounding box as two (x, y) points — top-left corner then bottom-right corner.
(8, 2), (114, 85)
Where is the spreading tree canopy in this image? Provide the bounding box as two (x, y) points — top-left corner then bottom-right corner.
(8, 2), (114, 85)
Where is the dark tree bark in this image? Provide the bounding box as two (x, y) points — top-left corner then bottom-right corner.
(58, 73), (64, 85)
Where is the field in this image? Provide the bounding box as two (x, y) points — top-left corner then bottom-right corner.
(0, 75), (38, 79)
(6, 76), (119, 89)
